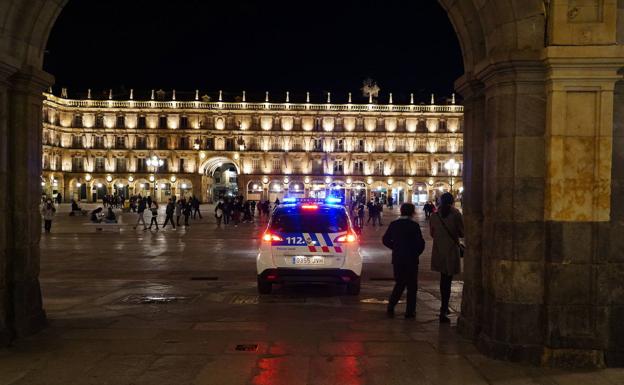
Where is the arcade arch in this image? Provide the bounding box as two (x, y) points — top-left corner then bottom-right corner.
(1, 0), (623, 367)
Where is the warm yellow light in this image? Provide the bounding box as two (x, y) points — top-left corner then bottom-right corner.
(106, 175), (112, 182)
(149, 175), (155, 182)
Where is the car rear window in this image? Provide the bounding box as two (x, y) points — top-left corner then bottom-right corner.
(270, 208), (349, 233)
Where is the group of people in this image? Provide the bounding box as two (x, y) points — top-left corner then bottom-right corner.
(102, 193), (125, 209)
(213, 197), (280, 226)
(382, 192), (464, 323)
(133, 194), (202, 231)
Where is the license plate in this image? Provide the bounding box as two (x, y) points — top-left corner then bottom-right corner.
(291, 256), (325, 265)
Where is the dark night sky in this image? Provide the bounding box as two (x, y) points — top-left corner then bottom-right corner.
(44, 0), (463, 104)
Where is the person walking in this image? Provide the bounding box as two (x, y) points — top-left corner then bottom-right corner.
(41, 199), (56, 233)
(382, 203), (425, 319)
(430, 192), (464, 323)
(134, 197), (147, 230)
(55, 193), (62, 206)
(148, 201), (159, 231)
(163, 198), (176, 229)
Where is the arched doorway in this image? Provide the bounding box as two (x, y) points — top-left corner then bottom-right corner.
(200, 156), (240, 201)
(2, 0), (623, 368)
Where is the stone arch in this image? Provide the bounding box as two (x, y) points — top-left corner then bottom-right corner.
(199, 156), (240, 176)
(2, 0), (623, 368)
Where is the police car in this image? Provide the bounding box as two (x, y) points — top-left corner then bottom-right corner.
(256, 197), (362, 295)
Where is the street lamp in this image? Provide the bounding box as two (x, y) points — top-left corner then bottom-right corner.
(146, 155), (164, 199)
(444, 158), (460, 193)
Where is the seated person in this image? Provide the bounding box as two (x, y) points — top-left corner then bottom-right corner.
(104, 207), (117, 223)
(71, 199), (80, 211)
(90, 207), (103, 223)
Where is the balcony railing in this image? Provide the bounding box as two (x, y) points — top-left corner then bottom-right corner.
(44, 93), (463, 114)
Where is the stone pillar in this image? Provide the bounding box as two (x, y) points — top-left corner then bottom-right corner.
(542, 47), (624, 367)
(0, 64), (53, 344)
(456, 76), (486, 340)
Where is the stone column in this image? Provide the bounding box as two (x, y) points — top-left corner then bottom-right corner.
(455, 76), (486, 340)
(0, 65), (53, 343)
(542, 47), (624, 367)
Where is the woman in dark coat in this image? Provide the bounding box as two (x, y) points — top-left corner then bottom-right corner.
(430, 192), (464, 323)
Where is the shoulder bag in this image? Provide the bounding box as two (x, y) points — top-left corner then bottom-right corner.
(437, 213), (465, 258)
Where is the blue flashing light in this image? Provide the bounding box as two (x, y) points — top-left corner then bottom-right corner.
(282, 197), (297, 203)
(325, 197), (342, 204)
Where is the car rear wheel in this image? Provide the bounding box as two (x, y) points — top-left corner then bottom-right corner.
(346, 278), (361, 295)
(257, 277), (272, 294)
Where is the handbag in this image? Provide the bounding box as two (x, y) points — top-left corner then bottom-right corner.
(437, 213), (465, 258)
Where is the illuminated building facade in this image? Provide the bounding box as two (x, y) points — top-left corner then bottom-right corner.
(42, 89), (464, 203)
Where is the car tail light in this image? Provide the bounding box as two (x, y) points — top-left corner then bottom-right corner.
(262, 232), (283, 242)
(301, 204), (318, 210)
(335, 232), (357, 243)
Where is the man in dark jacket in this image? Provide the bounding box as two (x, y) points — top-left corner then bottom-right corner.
(382, 203), (425, 319)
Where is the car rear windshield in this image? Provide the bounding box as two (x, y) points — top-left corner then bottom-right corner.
(270, 208), (349, 233)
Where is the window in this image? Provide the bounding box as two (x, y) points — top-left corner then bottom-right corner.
(250, 137), (260, 150)
(72, 135), (82, 148)
(272, 158), (281, 172)
(115, 136), (126, 149)
(313, 138), (323, 151)
(333, 160), (344, 174)
(116, 158), (127, 172)
(334, 139), (344, 152)
(72, 157), (84, 172)
(159, 116), (167, 129)
(356, 139), (365, 152)
(225, 138), (235, 151)
(179, 158), (186, 173)
(180, 116), (189, 129)
(158, 137), (168, 149)
(205, 138), (214, 150)
(73, 115), (83, 127)
(353, 160), (364, 175)
(138, 116), (147, 129)
(137, 158), (147, 172)
(94, 136), (105, 149)
(292, 137), (302, 151)
(292, 159), (302, 173)
(271, 137), (281, 151)
(116, 115), (125, 128)
(375, 160), (384, 175)
(179, 137), (189, 150)
(95, 115), (104, 128)
(136, 136), (147, 149)
(417, 159), (427, 175)
(396, 141), (405, 152)
(95, 157), (106, 172)
(395, 160), (405, 175)
(375, 139), (385, 152)
(252, 158), (261, 172)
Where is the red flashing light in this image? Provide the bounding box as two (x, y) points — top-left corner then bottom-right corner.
(262, 233), (283, 242)
(336, 232), (357, 243)
(301, 204), (319, 210)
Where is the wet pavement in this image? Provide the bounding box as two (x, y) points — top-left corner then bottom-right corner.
(1, 204), (623, 384)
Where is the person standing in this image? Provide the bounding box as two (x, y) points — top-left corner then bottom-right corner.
(41, 199), (56, 233)
(175, 198), (182, 227)
(134, 197), (147, 230)
(215, 199), (224, 226)
(191, 195), (202, 219)
(430, 192), (464, 323)
(382, 203), (425, 319)
(148, 201), (159, 231)
(163, 198), (176, 229)
(182, 199), (192, 227)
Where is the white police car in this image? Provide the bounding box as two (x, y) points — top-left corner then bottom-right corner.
(256, 197), (362, 295)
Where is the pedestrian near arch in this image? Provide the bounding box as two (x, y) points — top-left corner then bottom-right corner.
(382, 203), (425, 319)
(429, 192), (464, 323)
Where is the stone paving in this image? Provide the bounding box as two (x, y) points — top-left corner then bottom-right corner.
(0, 204), (623, 384)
